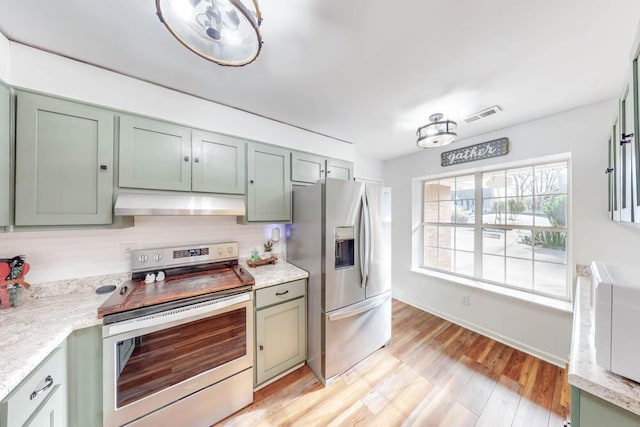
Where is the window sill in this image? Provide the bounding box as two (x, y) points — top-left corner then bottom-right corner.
(410, 267), (573, 314)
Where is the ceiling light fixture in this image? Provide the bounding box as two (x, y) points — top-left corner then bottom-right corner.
(156, 0), (263, 67)
(416, 113), (458, 148)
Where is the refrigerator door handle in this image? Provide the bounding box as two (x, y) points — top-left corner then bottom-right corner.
(359, 194), (367, 288)
(326, 293), (391, 322)
(364, 189), (372, 287)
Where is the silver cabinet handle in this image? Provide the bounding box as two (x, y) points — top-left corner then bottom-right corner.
(184, 156), (190, 162)
(194, 157), (200, 163)
(275, 290), (289, 296)
(30, 375), (53, 400)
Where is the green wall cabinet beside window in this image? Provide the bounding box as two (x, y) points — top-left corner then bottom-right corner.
(191, 130), (245, 194)
(0, 82), (10, 227)
(247, 143), (291, 222)
(119, 114), (192, 192)
(15, 91), (115, 226)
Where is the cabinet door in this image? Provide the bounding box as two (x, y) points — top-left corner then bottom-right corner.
(613, 118), (622, 221)
(255, 297), (306, 386)
(247, 143), (291, 222)
(192, 130), (245, 194)
(619, 87), (634, 222)
(68, 326), (102, 427)
(119, 115), (191, 191)
(24, 385), (67, 427)
(576, 388), (640, 427)
(326, 158), (354, 181)
(0, 82), (9, 227)
(291, 152), (325, 184)
(633, 58), (640, 222)
(15, 92), (114, 225)
(608, 131), (617, 220)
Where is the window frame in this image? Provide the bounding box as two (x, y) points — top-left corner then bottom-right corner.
(414, 155), (571, 302)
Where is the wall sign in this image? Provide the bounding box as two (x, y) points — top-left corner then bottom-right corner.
(441, 137), (509, 167)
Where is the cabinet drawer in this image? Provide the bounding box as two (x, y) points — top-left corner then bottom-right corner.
(2, 345), (66, 427)
(255, 279), (306, 309)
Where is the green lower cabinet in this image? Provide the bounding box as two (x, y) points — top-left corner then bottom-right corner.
(247, 143), (292, 222)
(0, 82), (10, 227)
(15, 91), (115, 226)
(572, 386), (640, 427)
(23, 385), (66, 427)
(68, 325), (102, 427)
(255, 282), (307, 387)
(0, 342), (67, 427)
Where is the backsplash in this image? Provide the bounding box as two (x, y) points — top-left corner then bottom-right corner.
(0, 216), (284, 284)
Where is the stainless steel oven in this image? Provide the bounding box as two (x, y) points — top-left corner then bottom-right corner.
(103, 293), (253, 426)
(99, 242), (255, 427)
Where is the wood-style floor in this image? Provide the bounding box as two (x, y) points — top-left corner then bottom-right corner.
(216, 299), (570, 427)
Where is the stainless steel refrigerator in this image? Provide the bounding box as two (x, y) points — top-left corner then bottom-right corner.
(287, 178), (391, 385)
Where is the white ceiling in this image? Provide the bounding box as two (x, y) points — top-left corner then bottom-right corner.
(1, 1), (639, 160)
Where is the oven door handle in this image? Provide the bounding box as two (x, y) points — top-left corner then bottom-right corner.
(103, 292), (251, 337)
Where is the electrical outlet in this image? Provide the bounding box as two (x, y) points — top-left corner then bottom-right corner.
(120, 243), (137, 254)
(462, 295), (470, 306)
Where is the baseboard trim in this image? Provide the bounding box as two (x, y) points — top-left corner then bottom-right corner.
(394, 295), (569, 368)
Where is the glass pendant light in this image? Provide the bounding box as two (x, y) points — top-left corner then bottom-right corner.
(416, 113), (458, 148)
(156, 0), (262, 66)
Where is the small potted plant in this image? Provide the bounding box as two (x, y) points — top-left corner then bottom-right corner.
(264, 240), (274, 258)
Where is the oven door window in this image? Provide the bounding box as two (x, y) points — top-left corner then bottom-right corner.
(115, 307), (247, 407)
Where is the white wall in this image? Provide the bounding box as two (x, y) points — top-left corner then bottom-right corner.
(0, 42), (378, 284)
(0, 217), (283, 284)
(354, 146), (384, 183)
(0, 33), (10, 82)
(8, 42), (356, 162)
(384, 99), (632, 365)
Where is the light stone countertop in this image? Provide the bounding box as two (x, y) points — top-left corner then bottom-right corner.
(0, 262), (307, 402)
(569, 276), (640, 416)
(0, 273), (127, 402)
(240, 259), (309, 290)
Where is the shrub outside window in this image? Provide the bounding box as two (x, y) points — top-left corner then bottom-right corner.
(421, 161), (569, 300)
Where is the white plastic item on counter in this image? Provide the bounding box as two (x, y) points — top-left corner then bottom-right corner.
(592, 262), (640, 383)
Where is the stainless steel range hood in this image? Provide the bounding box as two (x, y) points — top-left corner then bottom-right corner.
(114, 193), (245, 216)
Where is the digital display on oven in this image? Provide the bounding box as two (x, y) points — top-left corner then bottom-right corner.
(173, 248), (209, 259)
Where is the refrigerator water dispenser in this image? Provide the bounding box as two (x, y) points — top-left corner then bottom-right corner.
(335, 226), (355, 269)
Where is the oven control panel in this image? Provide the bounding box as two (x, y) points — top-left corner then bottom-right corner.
(131, 242), (239, 271)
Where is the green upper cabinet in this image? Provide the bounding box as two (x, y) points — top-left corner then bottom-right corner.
(633, 57), (640, 222)
(291, 151), (325, 184)
(0, 82), (10, 227)
(247, 143), (291, 222)
(192, 130), (245, 194)
(326, 158), (354, 181)
(119, 115), (192, 192)
(291, 151), (354, 184)
(619, 84), (634, 222)
(608, 125), (617, 221)
(15, 92), (114, 226)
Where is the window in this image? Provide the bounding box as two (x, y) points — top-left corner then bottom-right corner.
(420, 160), (569, 300)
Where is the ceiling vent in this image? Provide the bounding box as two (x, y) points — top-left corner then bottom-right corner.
(464, 105), (502, 123)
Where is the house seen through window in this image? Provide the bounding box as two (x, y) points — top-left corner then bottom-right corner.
(421, 161), (569, 300)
